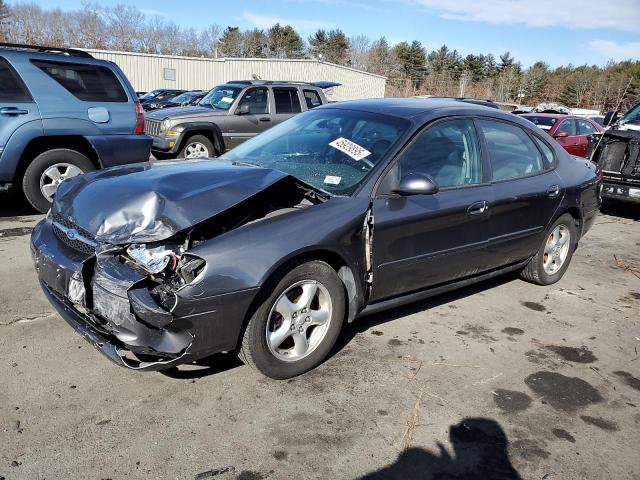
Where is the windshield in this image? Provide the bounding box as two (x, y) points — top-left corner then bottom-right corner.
(222, 108), (410, 196)
(172, 92), (198, 103)
(199, 86), (242, 110)
(621, 103), (640, 125)
(139, 89), (163, 100)
(522, 116), (558, 131)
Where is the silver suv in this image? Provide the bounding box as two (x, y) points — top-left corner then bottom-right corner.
(145, 81), (332, 159)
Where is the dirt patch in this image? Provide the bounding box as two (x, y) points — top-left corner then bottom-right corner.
(461, 324), (497, 343)
(629, 291), (640, 300)
(493, 389), (532, 413)
(613, 371), (640, 391)
(580, 415), (618, 431)
(521, 301), (546, 312)
(0, 227), (33, 239)
(551, 428), (576, 443)
(510, 439), (550, 461)
(544, 345), (597, 363)
(524, 371), (603, 412)
(388, 339), (404, 346)
(501, 327), (525, 336)
(273, 450), (288, 461)
(370, 330), (383, 336)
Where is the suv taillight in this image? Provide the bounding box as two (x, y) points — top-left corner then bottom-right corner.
(134, 101), (145, 134)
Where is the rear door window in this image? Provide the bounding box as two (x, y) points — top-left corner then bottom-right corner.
(273, 88), (302, 114)
(31, 59), (128, 102)
(577, 119), (597, 135)
(303, 90), (322, 109)
(478, 119), (544, 181)
(0, 57), (32, 102)
(556, 119), (577, 136)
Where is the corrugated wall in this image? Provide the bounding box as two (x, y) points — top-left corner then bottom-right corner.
(83, 49), (387, 100)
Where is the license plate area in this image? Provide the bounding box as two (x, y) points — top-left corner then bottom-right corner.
(35, 249), (84, 303)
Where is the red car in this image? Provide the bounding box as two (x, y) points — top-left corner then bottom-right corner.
(521, 113), (604, 158)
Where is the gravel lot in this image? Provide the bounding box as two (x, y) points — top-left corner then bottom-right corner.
(1, 196), (639, 480)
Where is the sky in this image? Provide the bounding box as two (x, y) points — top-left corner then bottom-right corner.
(13, 0), (640, 68)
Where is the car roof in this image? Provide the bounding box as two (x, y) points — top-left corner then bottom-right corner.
(316, 97), (504, 119)
(522, 113), (572, 119)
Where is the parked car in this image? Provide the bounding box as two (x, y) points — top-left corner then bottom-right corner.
(521, 113), (604, 158)
(587, 102), (640, 204)
(31, 97), (601, 378)
(139, 89), (187, 111)
(0, 43), (151, 212)
(145, 80), (333, 159)
(148, 90), (206, 110)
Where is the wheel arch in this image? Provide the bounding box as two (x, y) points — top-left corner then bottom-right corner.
(14, 136), (100, 185)
(174, 123), (224, 156)
(235, 248), (364, 351)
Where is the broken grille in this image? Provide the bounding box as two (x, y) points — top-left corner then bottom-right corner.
(145, 119), (162, 137)
(52, 214), (97, 255)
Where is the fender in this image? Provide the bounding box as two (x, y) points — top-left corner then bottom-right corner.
(0, 118), (44, 182)
(170, 122), (225, 155)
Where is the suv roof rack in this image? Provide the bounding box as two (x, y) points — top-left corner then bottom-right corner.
(225, 80), (341, 89)
(0, 43), (94, 58)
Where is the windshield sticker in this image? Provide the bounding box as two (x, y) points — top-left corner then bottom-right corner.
(324, 175), (342, 185)
(329, 137), (371, 161)
(220, 97), (234, 103)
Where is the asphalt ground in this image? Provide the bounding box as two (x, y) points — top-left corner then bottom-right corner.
(1, 194), (639, 480)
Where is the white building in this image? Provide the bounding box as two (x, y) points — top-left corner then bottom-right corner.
(83, 49), (387, 101)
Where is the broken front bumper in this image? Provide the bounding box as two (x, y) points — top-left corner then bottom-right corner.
(31, 218), (258, 370)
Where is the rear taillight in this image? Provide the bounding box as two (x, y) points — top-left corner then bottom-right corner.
(134, 101), (145, 134)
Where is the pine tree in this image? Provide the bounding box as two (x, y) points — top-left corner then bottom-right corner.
(0, 0), (10, 42)
(309, 29), (349, 64)
(267, 24), (304, 58)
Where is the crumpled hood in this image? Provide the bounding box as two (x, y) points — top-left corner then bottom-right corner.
(52, 160), (289, 244)
(146, 106), (226, 121)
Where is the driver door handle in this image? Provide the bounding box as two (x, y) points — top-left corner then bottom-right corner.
(259, 117), (271, 122)
(0, 107), (29, 115)
(467, 201), (489, 216)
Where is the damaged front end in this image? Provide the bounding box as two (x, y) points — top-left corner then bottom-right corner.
(588, 129), (640, 203)
(31, 162), (326, 370)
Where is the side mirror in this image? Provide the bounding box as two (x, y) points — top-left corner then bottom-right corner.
(393, 173), (439, 196)
(236, 104), (250, 115)
(554, 131), (569, 138)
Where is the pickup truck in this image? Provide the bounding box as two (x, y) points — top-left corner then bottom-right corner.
(588, 101), (640, 204)
(145, 80), (337, 159)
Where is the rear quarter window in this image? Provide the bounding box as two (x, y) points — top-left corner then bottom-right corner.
(31, 59), (128, 102)
(303, 90), (322, 109)
(0, 57), (32, 102)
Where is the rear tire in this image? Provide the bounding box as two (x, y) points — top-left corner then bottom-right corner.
(239, 260), (345, 379)
(22, 149), (95, 213)
(178, 135), (215, 159)
(520, 213), (578, 285)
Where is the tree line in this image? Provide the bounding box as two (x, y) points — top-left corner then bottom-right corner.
(1, 1), (638, 111)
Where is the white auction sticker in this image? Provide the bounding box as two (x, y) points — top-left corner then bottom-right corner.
(329, 137), (371, 161)
(220, 97), (234, 103)
(324, 175), (342, 185)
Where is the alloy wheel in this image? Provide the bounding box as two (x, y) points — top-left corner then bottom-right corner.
(543, 224), (571, 275)
(39, 163), (84, 202)
(265, 280), (333, 362)
(184, 142), (210, 158)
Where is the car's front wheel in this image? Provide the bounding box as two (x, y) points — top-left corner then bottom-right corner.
(239, 260), (345, 379)
(520, 213), (578, 285)
(178, 135), (215, 159)
(22, 149), (95, 213)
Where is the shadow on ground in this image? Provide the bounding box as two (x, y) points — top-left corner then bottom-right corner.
(0, 192), (37, 218)
(167, 272), (518, 380)
(601, 199), (640, 221)
(359, 417), (522, 480)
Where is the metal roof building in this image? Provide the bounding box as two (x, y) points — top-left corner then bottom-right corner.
(83, 49), (387, 101)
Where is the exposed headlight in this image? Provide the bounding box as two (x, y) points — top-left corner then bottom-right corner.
(126, 244), (175, 274)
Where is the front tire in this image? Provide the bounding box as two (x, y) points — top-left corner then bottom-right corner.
(178, 135), (215, 159)
(239, 260), (346, 379)
(520, 213), (578, 285)
(22, 149), (95, 213)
